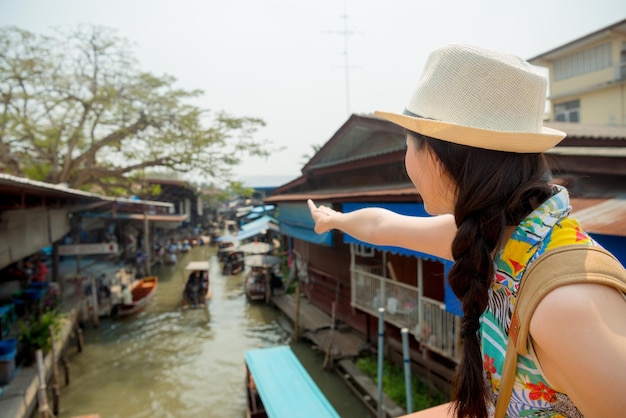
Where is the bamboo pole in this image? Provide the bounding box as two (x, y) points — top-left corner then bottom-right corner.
(35, 350), (49, 418)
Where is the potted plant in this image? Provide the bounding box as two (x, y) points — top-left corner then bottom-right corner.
(18, 310), (62, 365)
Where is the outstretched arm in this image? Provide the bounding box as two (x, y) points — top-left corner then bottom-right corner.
(307, 199), (456, 261)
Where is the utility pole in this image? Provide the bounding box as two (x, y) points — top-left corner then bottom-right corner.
(327, 0), (357, 116)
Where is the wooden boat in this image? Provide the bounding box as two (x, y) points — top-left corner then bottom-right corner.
(182, 261), (211, 309)
(222, 250), (245, 275)
(114, 276), (158, 317)
(244, 346), (340, 418)
(244, 267), (267, 301)
(244, 255), (282, 302)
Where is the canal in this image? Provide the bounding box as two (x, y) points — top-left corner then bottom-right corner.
(57, 245), (371, 418)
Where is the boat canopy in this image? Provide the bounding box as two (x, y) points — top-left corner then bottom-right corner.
(245, 346), (340, 418)
(184, 261), (209, 271)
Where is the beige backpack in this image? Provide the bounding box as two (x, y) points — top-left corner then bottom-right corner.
(495, 245), (626, 418)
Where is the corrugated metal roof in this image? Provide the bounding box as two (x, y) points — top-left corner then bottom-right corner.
(0, 173), (173, 208)
(545, 122), (626, 141)
(570, 198), (626, 237)
(84, 213), (188, 222)
(528, 19), (626, 64)
(546, 147), (626, 157)
(265, 184), (418, 203)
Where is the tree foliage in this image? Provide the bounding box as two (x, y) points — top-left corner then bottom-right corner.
(0, 25), (271, 194)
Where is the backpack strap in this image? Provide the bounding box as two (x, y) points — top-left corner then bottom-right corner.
(495, 244), (626, 418)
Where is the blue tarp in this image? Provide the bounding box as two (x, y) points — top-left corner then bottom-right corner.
(245, 346), (340, 418)
(235, 223), (275, 241)
(241, 215), (278, 231)
(251, 204), (275, 213)
(277, 202), (333, 246)
(342, 202), (462, 317)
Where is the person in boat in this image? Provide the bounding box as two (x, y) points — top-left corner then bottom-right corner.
(185, 270), (203, 306)
(121, 284), (132, 305)
(201, 271), (209, 299)
(269, 263), (283, 294)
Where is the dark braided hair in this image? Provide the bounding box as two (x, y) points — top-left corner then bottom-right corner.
(408, 131), (553, 418)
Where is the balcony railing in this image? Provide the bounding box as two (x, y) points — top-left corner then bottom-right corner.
(351, 264), (461, 362)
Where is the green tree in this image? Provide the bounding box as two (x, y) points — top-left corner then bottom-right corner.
(0, 25), (271, 194)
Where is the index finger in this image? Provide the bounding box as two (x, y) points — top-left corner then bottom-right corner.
(307, 199), (317, 212)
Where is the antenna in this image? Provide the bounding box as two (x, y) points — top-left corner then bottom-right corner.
(327, 0), (357, 116)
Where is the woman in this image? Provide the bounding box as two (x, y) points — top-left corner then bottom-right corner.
(307, 44), (626, 418)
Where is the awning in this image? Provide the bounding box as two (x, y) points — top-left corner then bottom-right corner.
(241, 215), (278, 231)
(343, 202), (462, 316)
(237, 222), (279, 241)
(245, 346), (340, 418)
(342, 202), (449, 262)
(277, 202), (333, 246)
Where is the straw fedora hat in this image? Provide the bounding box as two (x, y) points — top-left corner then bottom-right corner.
(375, 44), (566, 153)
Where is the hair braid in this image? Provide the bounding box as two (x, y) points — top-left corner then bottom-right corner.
(408, 132), (553, 418)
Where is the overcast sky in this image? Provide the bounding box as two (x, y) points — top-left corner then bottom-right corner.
(1, 0), (624, 185)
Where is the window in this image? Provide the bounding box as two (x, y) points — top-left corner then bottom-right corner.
(554, 100), (580, 122)
(553, 43), (612, 81)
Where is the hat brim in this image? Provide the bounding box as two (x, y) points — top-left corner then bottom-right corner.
(374, 111), (566, 153)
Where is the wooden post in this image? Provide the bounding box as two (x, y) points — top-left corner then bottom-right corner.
(264, 268), (271, 304)
(293, 280), (300, 342)
(91, 276), (99, 328)
(76, 327), (84, 353)
(143, 210), (151, 276)
(322, 301), (336, 369)
(63, 356), (71, 385)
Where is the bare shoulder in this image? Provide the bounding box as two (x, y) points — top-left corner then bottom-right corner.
(530, 282), (626, 415)
(534, 281), (625, 315)
(532, 282), (626, 333)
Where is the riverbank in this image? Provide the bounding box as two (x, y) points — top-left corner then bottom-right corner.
(0, 255), (127, 418)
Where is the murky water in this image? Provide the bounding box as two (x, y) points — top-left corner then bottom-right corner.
(57, 246), (370, 418)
